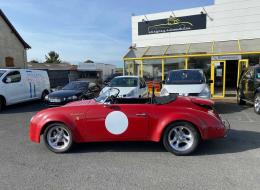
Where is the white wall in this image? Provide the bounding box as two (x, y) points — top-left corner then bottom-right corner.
(132, 0), (260, 47)
(0, 16), (27, 68)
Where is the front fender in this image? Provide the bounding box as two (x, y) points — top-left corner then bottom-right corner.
(148, 112), (207, 142)
(29, 112), (80, 143)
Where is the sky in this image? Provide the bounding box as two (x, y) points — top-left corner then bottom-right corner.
(0, 0), (214, 67)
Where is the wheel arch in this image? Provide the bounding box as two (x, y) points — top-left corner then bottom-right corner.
(0, 95), (6, 106)
(149, 113), (207, 142)
(159, 120), (202, 142)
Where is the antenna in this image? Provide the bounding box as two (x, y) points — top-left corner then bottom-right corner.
(202, 7), (213, 21)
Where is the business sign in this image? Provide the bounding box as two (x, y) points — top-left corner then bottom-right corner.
(138, 14), (207, 35)
(212, 55), (242, 61)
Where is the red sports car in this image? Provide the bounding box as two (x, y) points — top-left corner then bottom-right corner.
(29, 88), (229, 156)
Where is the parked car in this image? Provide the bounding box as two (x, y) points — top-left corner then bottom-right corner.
(160, 69), (212, 99)
(237, 65), (260, 114)
(100, 76), (148, 98)
(45, 81), (100, 106)
(29, 88), (229, 155)
(0, 69), (50, 111)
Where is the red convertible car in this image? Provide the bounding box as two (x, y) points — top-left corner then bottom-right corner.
(29, 88), (229, 155)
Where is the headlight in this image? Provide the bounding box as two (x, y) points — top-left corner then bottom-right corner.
(199, 87), (210, 99)
(160, 88), (169, 96)
(67, 95), (78, 100)
(126, 89), (135, 97)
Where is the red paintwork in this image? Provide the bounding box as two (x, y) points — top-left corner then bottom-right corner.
(29, 96), (228, 144)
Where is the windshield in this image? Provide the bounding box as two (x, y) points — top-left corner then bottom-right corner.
(0, 70), (6, 78)
(166, 70), (205, 84)
(256, 68), (260, 79)
(62, 81), (89, 90)
(110, 77), (138, 87)
(95, 88), (120, 103)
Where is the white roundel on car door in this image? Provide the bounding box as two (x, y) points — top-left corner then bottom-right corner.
(105, 111), (128, 135)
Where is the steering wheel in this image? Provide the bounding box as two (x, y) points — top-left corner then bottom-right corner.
(103, 88), (120, 104)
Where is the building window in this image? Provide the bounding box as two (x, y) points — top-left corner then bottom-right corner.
(143, 59), (162, 82)
(164, 58), (185, 80)
(188, 57), (211, 80)
(5, 57), (14, 67)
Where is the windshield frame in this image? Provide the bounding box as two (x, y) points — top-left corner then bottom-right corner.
(95, 88), (120, 104)
(62, 81), (89, 91)
(166, 70), (206, 85)
(0, 70), (6, 78)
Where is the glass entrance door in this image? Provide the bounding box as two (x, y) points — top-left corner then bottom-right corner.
(211, 60), (226, 98)
(237, 59), (249, 87)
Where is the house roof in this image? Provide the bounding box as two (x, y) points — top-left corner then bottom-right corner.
(27, 62), (77, 71)
(0, 9), (31, 49)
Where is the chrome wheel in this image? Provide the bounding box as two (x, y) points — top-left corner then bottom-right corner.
(46, 125), (71, 151)
(168, 126), (194, 152)
(254, 95), (260, 113)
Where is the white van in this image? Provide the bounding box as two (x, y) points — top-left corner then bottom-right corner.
(0, 69), (50, 110)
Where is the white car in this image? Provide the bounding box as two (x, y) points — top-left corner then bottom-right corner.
(0, 69), (50, 111)
(100, 76), (148, 98)
(160, 69), (211, 99)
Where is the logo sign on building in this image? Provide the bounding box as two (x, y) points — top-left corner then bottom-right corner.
(138, 14), (207, 35)
(211, 55), (242, 61)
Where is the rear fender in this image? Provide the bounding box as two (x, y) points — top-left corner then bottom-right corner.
(149, 113), (207, 142)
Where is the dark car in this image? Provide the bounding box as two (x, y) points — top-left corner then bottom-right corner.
(45, 81), (100, 106)
(237, 65), (260, 114)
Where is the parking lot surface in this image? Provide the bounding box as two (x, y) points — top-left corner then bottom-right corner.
(0, 100), (260, 190)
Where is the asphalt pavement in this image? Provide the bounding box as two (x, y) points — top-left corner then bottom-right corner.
(0, 100), (259, 190)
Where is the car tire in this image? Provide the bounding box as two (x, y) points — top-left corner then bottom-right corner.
(41, 90), (49, 101)
(254, 93), (260, 114)
(237, 90), (246, 105)
(43, 123), (73, 153)
(163, 121), (200, 156)
(0, 97), (5, 111)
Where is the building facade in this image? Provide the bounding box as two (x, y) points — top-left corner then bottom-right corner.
(124, 0), (260, 98)
(0, 10), (30, 68)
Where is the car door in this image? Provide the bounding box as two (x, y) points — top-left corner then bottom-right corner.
(80, 104), (150, 141)
(2, 71), (26, 104)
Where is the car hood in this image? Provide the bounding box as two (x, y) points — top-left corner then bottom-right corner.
(64, 99), (98, 107)
(48, 90), (83, 98)
(101, 87), (137, 96)
(163, 84), (207, 94)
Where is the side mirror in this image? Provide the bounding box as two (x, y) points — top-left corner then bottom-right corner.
(162, 80), (166, 84)
(207, 79), (213, 84)
(104, 82), (110, 86)
(6, 77), (12, 83)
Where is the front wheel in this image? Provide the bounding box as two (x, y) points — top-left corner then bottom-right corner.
(163, 122), (200, 156)
(254, 93), (260, 114)
(43, 123), (73, 153)
(237, 90), (246, 105)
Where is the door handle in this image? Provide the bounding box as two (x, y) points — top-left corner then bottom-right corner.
(136, 113), (147, 117)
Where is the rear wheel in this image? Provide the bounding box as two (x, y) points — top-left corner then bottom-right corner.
(254, 93), (260, 114)
(41, 90), (49, 101)
(163, 122), (200, 156)
(43, 123), (73, 153)
(237, 90), (246, 105)
(0, 97), (5, 111)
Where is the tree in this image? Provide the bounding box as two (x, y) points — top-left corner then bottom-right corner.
(84, 59), (94, 63)
(45, 51), (61, 64)
(29, 60), (39, 63)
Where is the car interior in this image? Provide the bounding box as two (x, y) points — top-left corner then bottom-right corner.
(112, 94), (177, 105)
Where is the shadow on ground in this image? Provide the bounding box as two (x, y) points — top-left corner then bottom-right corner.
(68, 129), (260, 156)
(214, 101), (251, 114)
(0, 100), (47, 114)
